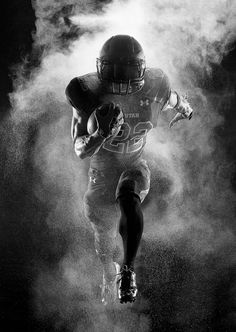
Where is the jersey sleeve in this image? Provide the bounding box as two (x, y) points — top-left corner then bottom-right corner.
(65, 77), (90, 138)
(145, 68), (171, 109)
(65, 77), (84, 111)
(157, 72), (171, 109)
(65, 74), (100, 117)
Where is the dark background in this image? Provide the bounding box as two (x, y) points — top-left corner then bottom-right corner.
(0, 1), (236, 331)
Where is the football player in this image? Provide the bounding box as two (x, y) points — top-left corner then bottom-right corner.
(65, 35), (193, 304)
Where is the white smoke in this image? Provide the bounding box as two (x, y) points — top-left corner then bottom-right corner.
(6, 0), (236, 330)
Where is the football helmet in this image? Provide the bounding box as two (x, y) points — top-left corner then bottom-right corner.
(97, 35), (146, 95)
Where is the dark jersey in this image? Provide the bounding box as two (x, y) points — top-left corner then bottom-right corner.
(66, 68), (171, 169)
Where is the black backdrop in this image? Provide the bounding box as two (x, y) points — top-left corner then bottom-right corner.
(0, 1), (236, 331)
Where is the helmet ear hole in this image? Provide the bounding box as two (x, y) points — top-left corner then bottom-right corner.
(97, 35), (146, 95)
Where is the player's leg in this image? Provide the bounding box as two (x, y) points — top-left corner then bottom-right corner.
(84, 197), (118, 279)
(116, 161), (150, 269)
(83, 168), (120, 304)
(116, 160), (150, 303)
(118, 193), (143, 270)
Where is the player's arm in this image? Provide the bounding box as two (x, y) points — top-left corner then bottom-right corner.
(71, 107), (106, 159)
(65, 78), (105, 159)
(164, 91), (193, 128)
(72, 104), (124, 159)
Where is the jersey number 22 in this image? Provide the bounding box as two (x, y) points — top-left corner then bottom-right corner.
(103, 121), (153, 154)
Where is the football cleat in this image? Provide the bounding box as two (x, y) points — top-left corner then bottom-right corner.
(117, 265), (138, 304)
(101, 262), (120, 306)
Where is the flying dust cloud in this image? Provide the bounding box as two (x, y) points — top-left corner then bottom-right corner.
(1, 0), (236, 331)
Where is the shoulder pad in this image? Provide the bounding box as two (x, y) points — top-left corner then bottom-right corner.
(144, 68), (171, 107)
(78, 72), (100, 92)
(145, 67), (165, 80)
(65, 73), (100, 111)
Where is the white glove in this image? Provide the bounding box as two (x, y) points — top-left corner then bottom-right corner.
(169, 93), (193, 128)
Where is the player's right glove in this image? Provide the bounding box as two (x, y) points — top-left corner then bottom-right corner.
(95, 103), (124, 138)
(169, 93), (193, 128)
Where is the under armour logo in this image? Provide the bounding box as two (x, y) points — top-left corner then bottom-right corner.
(140, 99), (150, 106)
(89, 176), (96, 183)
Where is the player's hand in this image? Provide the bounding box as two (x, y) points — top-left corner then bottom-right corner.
(169, 95), (193, 128)
(95, 103), (124, 138)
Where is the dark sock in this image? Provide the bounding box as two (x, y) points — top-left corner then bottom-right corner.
(118, 194), (143, 270)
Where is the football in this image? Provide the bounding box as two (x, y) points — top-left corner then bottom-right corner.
(87, 110), (98, 135)
(87, 106), (123, 137)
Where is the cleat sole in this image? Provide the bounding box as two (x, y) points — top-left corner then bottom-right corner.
(119, 295), (136, 304)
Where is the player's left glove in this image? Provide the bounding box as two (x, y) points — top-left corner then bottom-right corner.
(95, 103), (124, 138)
(169, 92), (193, 128)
